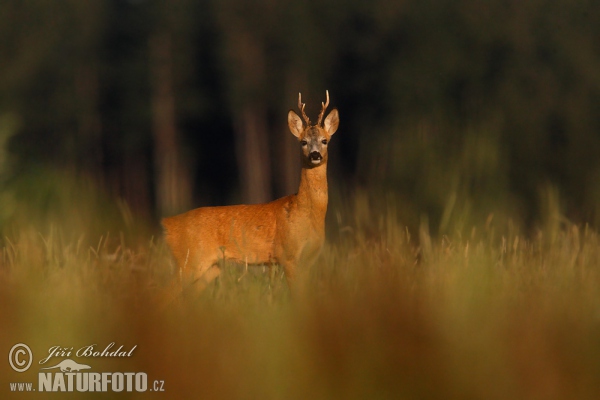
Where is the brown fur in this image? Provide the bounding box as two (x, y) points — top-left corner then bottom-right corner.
(162, 92), (339, 291)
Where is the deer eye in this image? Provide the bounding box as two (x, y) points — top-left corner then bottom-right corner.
(321, 139), (328, 145)
(301, 140), (308, 146)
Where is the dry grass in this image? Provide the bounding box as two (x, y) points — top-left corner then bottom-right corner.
(2, 209), (600, 399)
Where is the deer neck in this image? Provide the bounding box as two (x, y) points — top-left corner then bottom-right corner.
(297, 162), (328, 221)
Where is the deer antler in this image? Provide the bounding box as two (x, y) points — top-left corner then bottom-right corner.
(298, 93), (311, 126)
(316, 90), (330, 127)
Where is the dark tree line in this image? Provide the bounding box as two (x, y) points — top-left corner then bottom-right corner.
(1, 0), (600, 233)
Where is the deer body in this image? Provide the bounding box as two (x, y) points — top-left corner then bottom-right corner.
(162, 92), (339, 290)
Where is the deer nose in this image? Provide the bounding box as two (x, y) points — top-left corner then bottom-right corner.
(309, 151), (322, 161)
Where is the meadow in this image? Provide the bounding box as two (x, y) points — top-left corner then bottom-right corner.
(2, 194), (600, 400)
(3, 1), (600, 398)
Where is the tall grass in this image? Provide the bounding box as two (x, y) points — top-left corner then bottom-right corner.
(2, 200), (600, 399)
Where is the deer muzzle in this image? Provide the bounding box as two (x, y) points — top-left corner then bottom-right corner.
(309, 151), (322, 164)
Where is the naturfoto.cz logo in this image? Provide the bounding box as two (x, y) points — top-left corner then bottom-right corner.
(8, 342), (165, 393)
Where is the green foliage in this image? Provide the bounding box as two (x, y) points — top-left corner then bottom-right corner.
(0, 166), (141, 242)
(1, 0), (600, 227)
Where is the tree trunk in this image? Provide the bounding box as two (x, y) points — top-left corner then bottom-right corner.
(223, 25), (273, 204)
(275, 69), (308, 197)
(75, 62), (103, 180)
(234, 104), (272, 204)
(150, 32), (191, 217)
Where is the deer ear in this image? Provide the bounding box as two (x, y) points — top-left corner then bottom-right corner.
(288, 110), (304, 138)
(324, 108), (339, 136)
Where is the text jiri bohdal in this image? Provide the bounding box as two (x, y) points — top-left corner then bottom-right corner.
(39, 343), (137, 364)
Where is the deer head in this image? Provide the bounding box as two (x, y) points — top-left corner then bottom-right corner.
(288, 90), (339, 167)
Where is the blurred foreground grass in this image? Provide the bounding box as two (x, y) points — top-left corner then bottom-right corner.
(2, 202), (600, 399)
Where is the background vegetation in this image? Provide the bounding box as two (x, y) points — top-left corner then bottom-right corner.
(2, 0), (600, 398)
(1, 0), (600, 234)
(2, 208), (600, 399)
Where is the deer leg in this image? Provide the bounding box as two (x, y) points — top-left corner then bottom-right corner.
(180, 253), (221, 296)
(281, 259), (298, 293)
(196, 264), (221, 292)
(182, 264), (221, 296)
(268, 263), (277, 289)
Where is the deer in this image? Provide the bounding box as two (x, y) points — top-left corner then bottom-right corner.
(161, 91), (339, 293)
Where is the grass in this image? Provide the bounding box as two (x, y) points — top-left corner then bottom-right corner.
(2, 205), (600, 399)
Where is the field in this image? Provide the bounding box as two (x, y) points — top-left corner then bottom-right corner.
(4, 1), (600, 398)
(2, 199), (600, 399)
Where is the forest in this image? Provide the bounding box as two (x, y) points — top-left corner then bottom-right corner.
(1, 0), (599, 236)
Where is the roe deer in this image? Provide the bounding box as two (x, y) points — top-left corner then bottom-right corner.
(162, 91), (339, 292)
